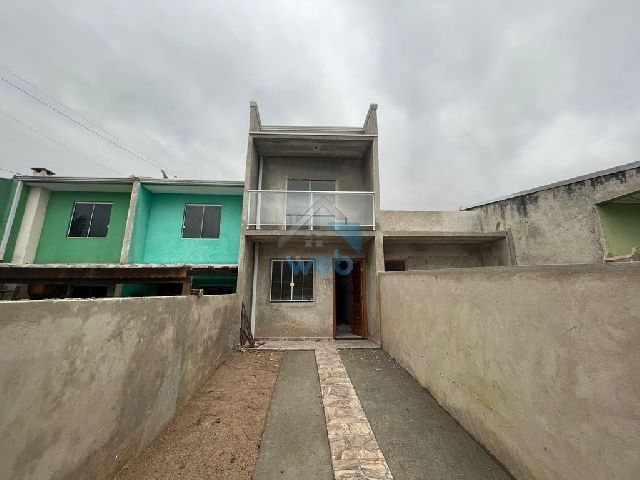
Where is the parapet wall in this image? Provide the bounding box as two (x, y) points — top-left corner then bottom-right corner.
(380, 210), (482, 232)
(0, 294), (238, 480)
(380, 264), (640, 480)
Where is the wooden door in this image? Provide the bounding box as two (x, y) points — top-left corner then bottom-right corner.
(350, 261), (365, 337)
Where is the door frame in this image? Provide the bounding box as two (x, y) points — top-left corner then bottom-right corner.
(333, 257), (368, 339)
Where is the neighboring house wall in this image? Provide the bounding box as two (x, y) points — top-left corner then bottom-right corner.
(134, 193), (242, 264)
(380, 264), (640, 480)
(467, 166), (640, 265)
(383, 243), (484, 269)
(0, 179), (29, 262)
(597, 203), (640, 256)
(34, 191), (131, 264)
(127, 185), (152, 263)
(0, 294), (238, 480)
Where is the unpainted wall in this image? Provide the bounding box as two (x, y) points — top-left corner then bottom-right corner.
(469, 167), (640, 264)
(380, 210), (482, 232)
(0, 294), (238, 480)
(380, 264), (640, 480)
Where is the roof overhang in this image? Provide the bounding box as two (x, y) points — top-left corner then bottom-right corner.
(251, 133), (374, 158)
(382, 231), (507, 244)
(0, 264), (238, 283)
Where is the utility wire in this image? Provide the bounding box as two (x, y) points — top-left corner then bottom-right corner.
(0, 166), (20, 175)
(0, 108), (123, 176)
(0, 71), (179, 177)
(0, 64), (175, 176)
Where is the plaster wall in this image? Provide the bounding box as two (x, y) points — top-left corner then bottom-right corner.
(380, 210), (482, 232)
(34, 191), (130, 264)
(134, 192), (242, 264)
(12, 187), (50, 263)
(380, 264), (640, 480)
(260, 156), (371, 192)
(0, 294), (237, 480)
(0, 180), (29, 262)
(468, 166), (640, 264)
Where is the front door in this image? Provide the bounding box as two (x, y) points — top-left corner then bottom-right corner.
(350, 260), (365, 337)
(334, 259), (367, 338)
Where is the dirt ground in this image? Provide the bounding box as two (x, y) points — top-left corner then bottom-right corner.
(116, 350), (283, 480)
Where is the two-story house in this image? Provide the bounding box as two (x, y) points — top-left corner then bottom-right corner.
(1, 169), (243, 299)
(237, 103), (384, 342)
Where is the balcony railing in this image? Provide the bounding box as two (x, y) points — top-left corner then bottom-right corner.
(247, 190), (375, 230)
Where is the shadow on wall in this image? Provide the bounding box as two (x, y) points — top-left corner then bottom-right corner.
(0, 294), (238, 480)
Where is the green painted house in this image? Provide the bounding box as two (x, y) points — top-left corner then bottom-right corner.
(2, 170), (244, 299)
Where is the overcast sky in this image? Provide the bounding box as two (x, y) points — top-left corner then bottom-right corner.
(1, 1), (638, 210)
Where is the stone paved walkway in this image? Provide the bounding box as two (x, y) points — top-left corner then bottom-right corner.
(255, 341), (510, 479)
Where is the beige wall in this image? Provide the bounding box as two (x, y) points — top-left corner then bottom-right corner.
(380, 264), (640, 480)
(469, 167), (640, 265)
(0, 294), (237, 480)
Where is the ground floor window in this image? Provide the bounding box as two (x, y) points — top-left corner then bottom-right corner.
(270, 259), (314, 302)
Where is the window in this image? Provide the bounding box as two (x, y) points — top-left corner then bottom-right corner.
(384, 259), (406, 271)
(286, 179), (336, 229)
(270, 259), (314, 302)
(182, 204), (222, 238)
(68, 202), (113, 238)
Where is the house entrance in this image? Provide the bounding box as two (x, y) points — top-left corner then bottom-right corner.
(334, 259), (366, 339)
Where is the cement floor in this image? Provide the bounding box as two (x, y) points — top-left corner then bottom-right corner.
(253, 351), (333, 480)
(341, 349), (512, 480)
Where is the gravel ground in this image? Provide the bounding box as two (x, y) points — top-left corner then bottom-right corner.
(116, 350), (283, 480)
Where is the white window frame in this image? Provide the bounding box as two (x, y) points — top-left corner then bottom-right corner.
(67, 202), (113, 238)
(269, 258), (315, 302)
(181, 203), (222, 239)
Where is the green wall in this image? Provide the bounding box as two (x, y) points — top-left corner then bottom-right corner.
(0, 179), (30, 262)
(131, 192), (242, 264)
(35, 191), (131, 263)
(598, 203), (640, 256)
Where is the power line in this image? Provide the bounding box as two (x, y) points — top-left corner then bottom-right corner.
(0, 108), (123, 176)
(0, 166), (20, 175)
(0, 64), (174, 176)
(0, 70), (179, 177)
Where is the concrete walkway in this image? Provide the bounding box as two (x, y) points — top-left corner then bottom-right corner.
(253, 351), (333, 480)
(255, 343), (511, 479)
(341, 349), (512, 480)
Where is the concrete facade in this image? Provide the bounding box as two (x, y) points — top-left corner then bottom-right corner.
(0, 294), (238, 480)
(466, 162), (640, 265)
(12, 187), (50, 263)
(380, 264), (640, 480)
(240, 103), (383, 342)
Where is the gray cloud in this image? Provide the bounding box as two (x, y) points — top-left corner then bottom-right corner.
(1, 0), (638, 209)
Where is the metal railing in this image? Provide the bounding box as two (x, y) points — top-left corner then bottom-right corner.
(247, 190), (375, 230)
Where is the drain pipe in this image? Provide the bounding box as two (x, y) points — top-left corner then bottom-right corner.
(0, 180), (23, 260)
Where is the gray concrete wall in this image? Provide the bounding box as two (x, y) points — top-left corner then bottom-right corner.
(468, 166), (640, 264)
(254, 242), (335, 338)
(380, 210), (482, 233)
(0, 294), (238, 480)
(380, 264), (640, 480)
(260, 156), (371, 192)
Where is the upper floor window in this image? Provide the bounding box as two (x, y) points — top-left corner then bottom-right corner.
(286, 179), (336, 229)
(68, 202), (112, 238)
(182, 204), (222, 238)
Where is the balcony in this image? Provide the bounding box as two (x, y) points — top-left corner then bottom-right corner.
(247, 190), (375, 231)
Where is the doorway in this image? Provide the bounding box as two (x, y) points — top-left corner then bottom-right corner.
(334, 259), (366, 339)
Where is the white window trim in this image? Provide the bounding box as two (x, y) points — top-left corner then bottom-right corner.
(269, 258), (315, 303)
(67, 202), (113, 238)
(181, 203), (223, 239)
